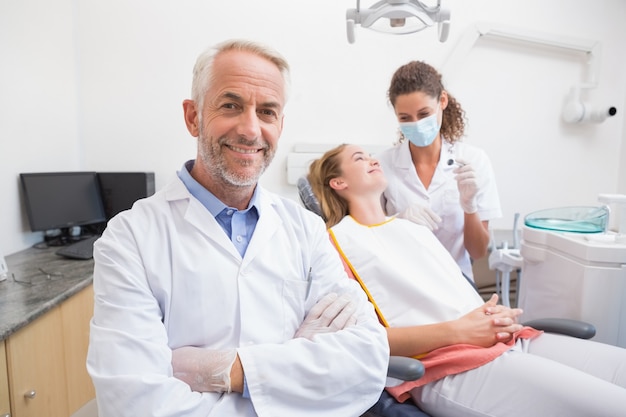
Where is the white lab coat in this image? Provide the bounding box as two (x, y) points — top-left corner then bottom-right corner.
(87, 176), (389, 417)
(377, 140), (502, 279)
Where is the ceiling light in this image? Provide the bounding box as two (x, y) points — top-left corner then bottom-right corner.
(346, 0), (451, 44)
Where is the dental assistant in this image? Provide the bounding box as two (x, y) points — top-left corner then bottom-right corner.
(86, 39), (389, 417)
(377, 61), (501, 280)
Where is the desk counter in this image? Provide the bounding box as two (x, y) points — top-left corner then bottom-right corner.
(0, 245), (93, 341)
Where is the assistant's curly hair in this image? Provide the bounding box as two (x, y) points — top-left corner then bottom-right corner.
(388, 61), (466, 143)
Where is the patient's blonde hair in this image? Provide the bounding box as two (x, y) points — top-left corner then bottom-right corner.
(307, 144), (349, 229)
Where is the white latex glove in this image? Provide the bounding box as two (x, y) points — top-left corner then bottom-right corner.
(171, 346), (237, 393)
(398, 203), (442, 231)
(294, 292), (357, 340)
(454, 158), (479, 214)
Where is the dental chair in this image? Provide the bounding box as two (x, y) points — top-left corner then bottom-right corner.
(296, 176), (597, 417)
(295, 177), (429, 416)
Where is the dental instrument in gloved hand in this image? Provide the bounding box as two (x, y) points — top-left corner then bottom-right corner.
(171, 346), (238, 393)
(453, 158), (478, 214)
(447, 158), (465, 167)
(294, 292), (357, 340)
(398, 203), (442, 231)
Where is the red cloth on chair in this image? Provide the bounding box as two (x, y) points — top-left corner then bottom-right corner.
(386, 327), (542, 403)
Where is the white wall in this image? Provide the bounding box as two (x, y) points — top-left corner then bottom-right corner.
(0, 0), (81, 253)
(1, 0), (625, 255)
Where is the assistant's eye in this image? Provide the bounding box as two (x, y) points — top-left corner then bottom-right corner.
(418, 111), (434, 120)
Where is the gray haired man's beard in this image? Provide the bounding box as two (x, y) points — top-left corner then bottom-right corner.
(197, 133), (275, 188)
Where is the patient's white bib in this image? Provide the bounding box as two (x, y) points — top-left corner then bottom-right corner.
(330, 216), (484, 326)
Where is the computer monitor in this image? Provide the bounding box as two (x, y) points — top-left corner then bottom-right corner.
(20, 172), (107, 234)
(97, 172), (155, 220)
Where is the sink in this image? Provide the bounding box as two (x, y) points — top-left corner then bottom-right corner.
(524, 206), (608, 233)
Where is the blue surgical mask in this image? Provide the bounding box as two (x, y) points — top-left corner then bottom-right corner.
(399, 110), (441, 147)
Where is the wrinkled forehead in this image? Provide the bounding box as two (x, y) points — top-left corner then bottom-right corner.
(210, 50), (286, 108)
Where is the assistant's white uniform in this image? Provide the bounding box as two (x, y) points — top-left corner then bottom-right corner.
(377, 140), (502, 279)
(87, 176), (389, 417)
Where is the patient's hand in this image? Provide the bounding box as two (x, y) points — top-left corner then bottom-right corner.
(454, 294), (523, 347)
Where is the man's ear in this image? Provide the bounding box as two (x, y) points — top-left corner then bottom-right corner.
(183, 99), (200, 137)
(329, 177), (346, 191)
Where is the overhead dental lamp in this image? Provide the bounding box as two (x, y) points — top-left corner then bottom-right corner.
(346, 0), (451, 44)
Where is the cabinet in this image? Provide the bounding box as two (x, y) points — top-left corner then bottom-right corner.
(61, 284), (96, 411)
(4, 285), (95, 417)
(1, 341), (9, 416)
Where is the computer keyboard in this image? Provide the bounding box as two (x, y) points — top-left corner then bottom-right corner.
(56, 235), (100, 260)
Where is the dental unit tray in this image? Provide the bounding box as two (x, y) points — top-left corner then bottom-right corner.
(524, 206), (608, 233)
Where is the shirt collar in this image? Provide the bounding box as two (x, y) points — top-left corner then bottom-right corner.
(177, 160), (260, 216)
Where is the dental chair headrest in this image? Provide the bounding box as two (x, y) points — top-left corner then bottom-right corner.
(296, 176), (323, 217)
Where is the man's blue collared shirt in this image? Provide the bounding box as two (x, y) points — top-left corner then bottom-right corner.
(177, 160), (259, 257)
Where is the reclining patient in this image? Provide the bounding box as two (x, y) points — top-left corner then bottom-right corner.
(307, 143), (626, 417)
